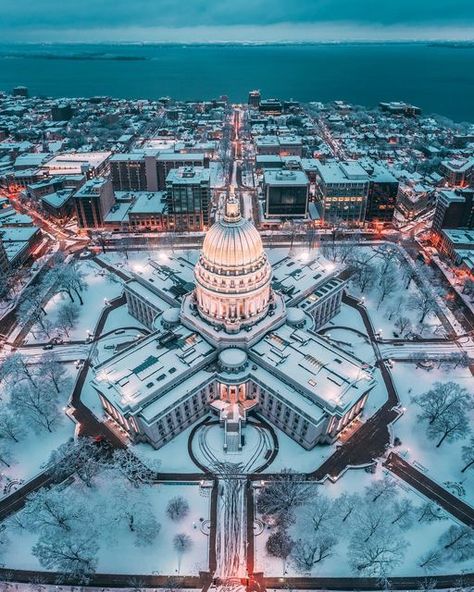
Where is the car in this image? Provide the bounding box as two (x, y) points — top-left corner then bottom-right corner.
(42, 344), (54, 350)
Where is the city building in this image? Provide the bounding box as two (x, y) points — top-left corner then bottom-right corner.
(166, 166), (211, 231)
(314, 160), (369, 225)
(42, 152), (111, 178)
(74, 177), (115, 228)
(263, 170), (309, 218)
(440, 158), (474, 188)
(41, 189), (75, 219)
(379, 101), (421, 117)
(248, 90), (261, 109)
(362, 161), (399, 224)
(110, 153), (147, 192)
(432, 189), (474, 232)
(93, 197), (374, 452)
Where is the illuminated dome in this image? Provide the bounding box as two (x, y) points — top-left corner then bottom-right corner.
(194, 196), (273, 333)
(201, 201), (265, 272)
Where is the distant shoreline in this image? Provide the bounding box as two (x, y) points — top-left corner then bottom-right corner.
(1, 40), (474, 49)
(0, 52), (147, 61)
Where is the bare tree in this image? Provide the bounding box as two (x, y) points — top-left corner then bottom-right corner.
(335, 492), (361, 523)
(174, 533), (192, 573)
(166, 496), (190, 521)
(57, 302), (80, 337)
(409, 291), (436, 324)
(394, 316), (411, 337)
(48, 438), (102, 488)
(0, 410), (25, 442)
(290, 533), (337, 573)
(412, 382), (472, 427)
(461, 436), (474, 472)
(390, 498), (415, 530)
(32, 532), (98, 583)
(257, 470), (313, 524)
(418, 549), (443, 573)
(439, 525), (474, 562)
(300, 494), (337, 533)
(349, 530), (406, 577)
(365, 475), (398, 503)
(266, 529), (293, 563)
(417, 502), (445, 523)
(10, 380), (60, 433)
(427, 407), (470, 448)
(40, 352), (71, 394)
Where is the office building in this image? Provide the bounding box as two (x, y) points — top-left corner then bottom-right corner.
(74, 178), (115, 228)
(263, 170), (309, 218)
(315, 161), (369, 225)
(166, 167), (211, 231)
(432, 189), (474, 232)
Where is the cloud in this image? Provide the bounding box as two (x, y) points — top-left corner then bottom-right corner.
(0, 0), (473, 31)
(0, 0), (472, 43)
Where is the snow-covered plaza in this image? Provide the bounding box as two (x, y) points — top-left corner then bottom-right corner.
(0, 202), (473, 589)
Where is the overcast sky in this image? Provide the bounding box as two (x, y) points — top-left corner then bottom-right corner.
(1, 0), (474, 42)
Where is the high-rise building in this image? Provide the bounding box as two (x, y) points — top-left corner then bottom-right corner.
(432, 189), (474, 233)
(315, 161), (369, 225)
(74, 178), (115, 228)
(166, 167), (211, 231)
(263, 170), (309, 218)
(12, 86), (28, 98)
(440, 158), (474, 188)
(248, 90), (261, 108)
(110, 154), (147, 191)
(362, 162), (399, 223)
(155, 154), (206, 190)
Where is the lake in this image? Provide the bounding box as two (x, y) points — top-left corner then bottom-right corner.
(0, 43), (473, 121)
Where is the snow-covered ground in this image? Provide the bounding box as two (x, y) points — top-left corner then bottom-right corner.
(25, 261), (124, 344)
(255, 467), (473, 578)
(3, 479), (211, 576)
(0, 364), (78, 486)
(390, 362), (474, 504)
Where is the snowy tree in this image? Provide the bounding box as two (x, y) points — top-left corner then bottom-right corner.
(390, 498), (415, 530)
(23, 488), (85, 534)
(54, 262), (88, 305)
(257, 470), (313, 524)
(0, 438), (13, 467)
(412, 382), (472, 427)
(33, 531), (99, 583)
(0, 525), (9, 560)
(439, 525), (474, 562)
(10, 380), (60, 433)
(394, 316), (411, 337)
(409, 291), (436, 323)
(353, 502), (391, 543)
(291, 533), (338, 573)
(335, 492), (361, 523)
(426, 407), (470, 448)
(166, 496), (190, 521)
(174, 533), (192, 573)
(418, 549), (443, 572)
(109, 480), (160, 547)
(40, 352), (71, 394)
(376, 262), (398, 308)
(375, 245), (398, 276)
(0, 353), (37, 387)
(348, 530), (406, 577)
(417, 502), (445, 523)
(300, 494), (337, 533)
(48, 438), (102, 488)
(461, 436), (474, 472)
(266, 530), (293, 561)
(17, 285), (48, 331)
(56, 301), (80, 337)
(365, 475), (398, 503)
(110, 448), (159, 484)
(0, 409), (25, 442)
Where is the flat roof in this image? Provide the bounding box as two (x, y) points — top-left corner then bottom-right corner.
(166, 166), (210, 185)
(94, 327), (215, 414)
(263, 169), (308, 186)
(251, 323), (374, 413)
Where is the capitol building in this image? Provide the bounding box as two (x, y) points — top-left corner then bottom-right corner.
(93, 198), (376, 451)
